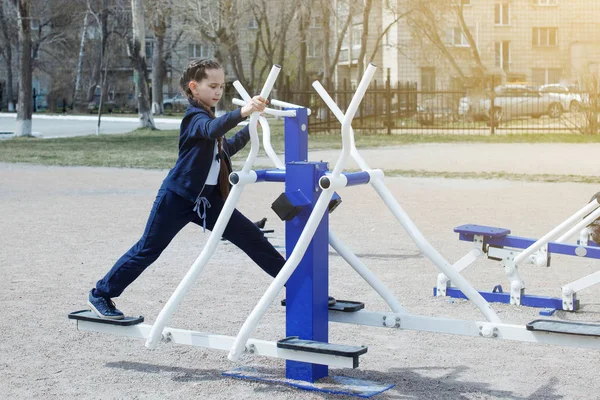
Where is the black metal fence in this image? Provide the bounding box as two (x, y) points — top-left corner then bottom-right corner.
(272, 78), (600, 136)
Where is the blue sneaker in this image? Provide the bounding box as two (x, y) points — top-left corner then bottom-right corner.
(88, 290), (124, 320)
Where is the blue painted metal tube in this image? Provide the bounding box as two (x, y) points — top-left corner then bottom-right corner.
(459, 234), (600, 260)
(254, 169), (286, 183)
(344, 171), (371, 187)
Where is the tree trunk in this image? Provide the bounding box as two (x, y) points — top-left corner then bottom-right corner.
(0, 0), (15, 111)
(356, 0), (373, 81)
(15, 0), (32, 137)
(73, 12), (89, 111)
(130, 0), (155, 129)
(295, 4), (308, 106)
(151, 10), (166, 115)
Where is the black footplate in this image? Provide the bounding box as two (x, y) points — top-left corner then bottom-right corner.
(280, 299), (364, 312)
(68, 310), (144, 326)
(526, 319), (600, 337)
(277, 336), (367, 368)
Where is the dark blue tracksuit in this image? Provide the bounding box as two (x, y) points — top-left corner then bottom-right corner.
(93, 104), (285, 299)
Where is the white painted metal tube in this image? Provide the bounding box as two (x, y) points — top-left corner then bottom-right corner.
(563, 271), (600, 294)
(233, 81), (252, 102)
(231, 98), (296, 118)
(79, 322), (356, 368)
(514, 199), (600, 265)
(241, 66), (280, 174)
(370, 179), (502, 323)
(329, 231), (406, 314)
(145, 185), (244, 349)
(230, 98), (286, 169)
(271, 99), (312, 115)
(259, 115), (285, 169)
(555, 207), (600, 244)
(332, 63), (377, 177)
(228, 190), (335, 361)
(312, 81), (370, 171)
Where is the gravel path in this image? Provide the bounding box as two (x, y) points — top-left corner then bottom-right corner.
(1, 142), (600, 399)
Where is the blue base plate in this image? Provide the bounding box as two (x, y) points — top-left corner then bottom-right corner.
(223, 366), (394, 398)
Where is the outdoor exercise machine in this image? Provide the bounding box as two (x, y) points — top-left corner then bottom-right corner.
(70, 63), (600, 397)
(435, 200), (600, 315)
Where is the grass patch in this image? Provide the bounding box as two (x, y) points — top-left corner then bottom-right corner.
(1, 125), (599, 175)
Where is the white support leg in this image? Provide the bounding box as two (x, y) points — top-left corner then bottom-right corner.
(436, 247), (482, 297)
(562, 271), (600, 311)
(503, 259), (525, 305)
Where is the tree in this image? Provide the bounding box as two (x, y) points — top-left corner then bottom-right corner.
(129, 0), (155, 128)
(355, 0), (372, 81)
(249, 0), (297, 91)
(180, 0), (250, 90)
(73, 11), (90, 109)
(318, 0), (351, 90)
(0, 0), (17, 111)
(14, 0), (33, 137)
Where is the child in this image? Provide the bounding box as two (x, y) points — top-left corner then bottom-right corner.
(87, 59), (286, 319)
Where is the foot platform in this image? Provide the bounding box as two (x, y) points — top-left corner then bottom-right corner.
(68, 310), (144, 326)
(277, 336), (367, 368)
(526, 319), (600, 337)
(281, 299), (365, 312)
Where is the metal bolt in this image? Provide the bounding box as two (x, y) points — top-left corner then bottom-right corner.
(301, 124), (307, 131)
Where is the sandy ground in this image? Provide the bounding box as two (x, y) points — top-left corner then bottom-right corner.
(1, 143), (600, 400)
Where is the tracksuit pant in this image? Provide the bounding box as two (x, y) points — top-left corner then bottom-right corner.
(93, 184), (285, 299)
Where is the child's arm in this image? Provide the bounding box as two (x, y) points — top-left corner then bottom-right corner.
(188, 108), (246, 140)
(225, 125), (250, 156)
(188, 96), (267, 140)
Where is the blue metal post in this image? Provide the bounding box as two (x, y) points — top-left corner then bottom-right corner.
(284, 108), (330, 382)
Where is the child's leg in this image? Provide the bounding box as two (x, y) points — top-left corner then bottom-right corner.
(195, 194), (285, 278)
(94, 187), (196, 298)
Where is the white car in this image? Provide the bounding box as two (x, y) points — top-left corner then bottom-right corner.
(539, 84), (583, 112)
(162, 94), (188, 111)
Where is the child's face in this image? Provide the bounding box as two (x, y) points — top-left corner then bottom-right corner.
(189, 68), (225, 107)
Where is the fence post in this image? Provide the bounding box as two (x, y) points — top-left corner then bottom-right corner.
(373, 79), (378, 132)
(490, 75), (496, 135)
(386, 70), (392, 135)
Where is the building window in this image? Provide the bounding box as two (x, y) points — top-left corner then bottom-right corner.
(339, 48), (349, 62)
(532, 68), (562, 85)
(537, 0), (557, 5)
(495, 41), (510, 71)
(145, 40), (154, 59)
(533, 27), (558, 47)
(494, 3), (509, 25)
(248, 16), (258, 29)
(421, 67), (436, 92)
(352, 25), (362, 47)
(188, 43), (213, 59)
(308, 40), (322, 58)
(447, 27), (470, 47)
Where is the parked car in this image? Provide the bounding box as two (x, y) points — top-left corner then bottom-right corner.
(459, 84), (565, 124)
(162, 94), (188, 111)
(539, 84), (583, 112)
(458, 90), (491, 121)
(416, 94), (462, 125)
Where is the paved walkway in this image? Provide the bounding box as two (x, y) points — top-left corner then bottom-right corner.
(254, 142), (600, 177)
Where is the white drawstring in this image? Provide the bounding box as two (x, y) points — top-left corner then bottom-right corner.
(193, 196), (211, 232)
